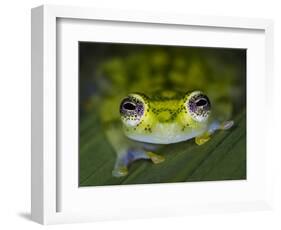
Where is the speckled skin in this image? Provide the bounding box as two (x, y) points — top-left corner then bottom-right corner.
(109, 90), (233, 177)
(120, 90), (211, 144)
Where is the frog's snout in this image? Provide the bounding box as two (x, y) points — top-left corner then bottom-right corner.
(157, 111), (172, 123)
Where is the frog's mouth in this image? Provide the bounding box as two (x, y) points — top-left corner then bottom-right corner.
(124, 123), (205, 144)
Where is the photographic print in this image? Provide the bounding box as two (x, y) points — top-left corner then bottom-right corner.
(79, 42), (246, 186)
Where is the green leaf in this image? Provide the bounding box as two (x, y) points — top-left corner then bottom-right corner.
(79, 109), (246, 186)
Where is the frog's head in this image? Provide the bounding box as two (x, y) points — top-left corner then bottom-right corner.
(119, 91), (211, 144)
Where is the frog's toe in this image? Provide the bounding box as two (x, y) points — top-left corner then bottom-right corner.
(221, 120), (234, 130)
(195, 134), (211, 145)
(147, 151), (165, 164)
(112, 166), (128, 177)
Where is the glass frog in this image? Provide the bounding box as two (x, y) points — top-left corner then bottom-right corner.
(104, 90), (234, 177)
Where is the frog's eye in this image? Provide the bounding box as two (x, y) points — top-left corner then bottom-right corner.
(186, 91), (211, 122)
(195, 98), (208, 107)
(120, 96), (145, 126)
(122, 101), (136, 111)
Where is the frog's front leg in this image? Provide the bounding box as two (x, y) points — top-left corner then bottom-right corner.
(195, 120), (234, 146)
(112, 149), (148, 177)
(105, 122), (165, 177)
(112, 148), (165, 177)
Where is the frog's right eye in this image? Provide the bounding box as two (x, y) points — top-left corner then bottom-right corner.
(120, 96), (145, 126)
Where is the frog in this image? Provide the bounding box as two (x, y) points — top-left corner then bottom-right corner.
(104, 89), (234, 177)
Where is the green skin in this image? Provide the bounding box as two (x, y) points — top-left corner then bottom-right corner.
(105, 90), (234, 177)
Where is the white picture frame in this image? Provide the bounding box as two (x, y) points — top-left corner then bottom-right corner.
(31, 5), (274, 225)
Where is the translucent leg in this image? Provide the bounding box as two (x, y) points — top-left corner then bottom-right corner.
(112, 148), (165, 177)
(195, 120), (234, 146)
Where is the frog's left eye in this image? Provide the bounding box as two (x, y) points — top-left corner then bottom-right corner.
(120, 96), (145, 126)
(122, 101), (136, 111)
(186, 91), (211, 122)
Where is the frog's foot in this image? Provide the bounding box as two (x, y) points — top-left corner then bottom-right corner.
(112, 148), (164, 177)
(220, 120), (234, 130)
(195, 120), (234, 146)
(146, 151), (165, 164)
(195, 132), (211, 146)
(112, 166), (128, 177)
(208, 120), (234, 134)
